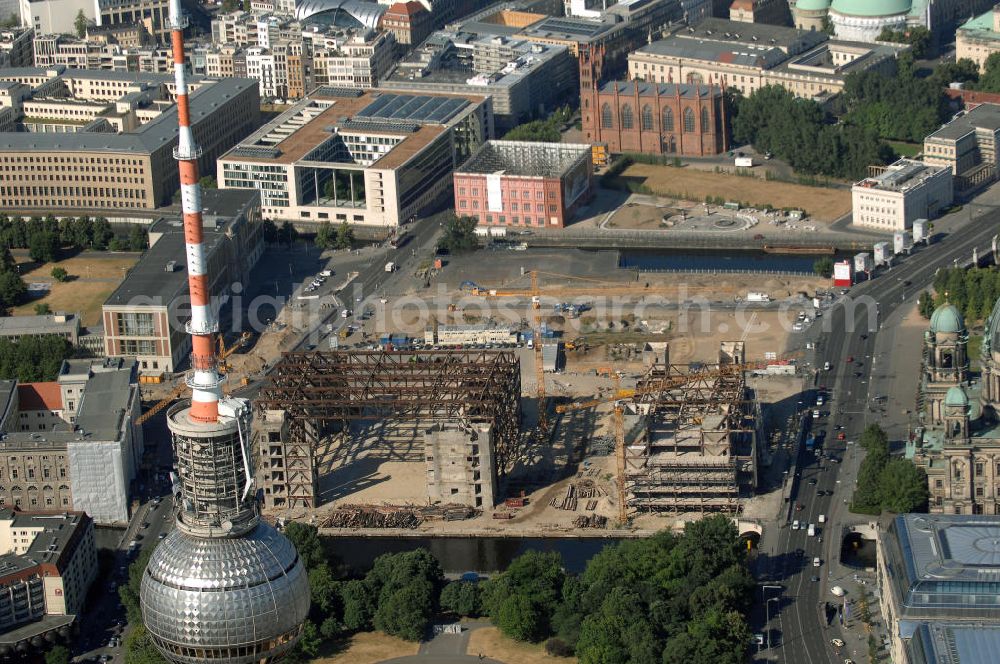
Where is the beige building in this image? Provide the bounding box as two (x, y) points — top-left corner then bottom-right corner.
(851, 159), (953, 231)
(628, 18), (901, 101)
(424, 324), (520, 347)
(923, 102), (1000, 192)
(95, 0), (170, 43)
(219, 88), (492, 228)
(0, 510), (97, 649)
(0, 28), (33, 68)
(0, 359), (144, 524)
(729, 0), (790, 24)
(311, 30), (396, 89)
(102, 190), (263, 375)
(957, 6), (1000, 71)
(424, 423), (497, 509)
(0, 71), (258, 211)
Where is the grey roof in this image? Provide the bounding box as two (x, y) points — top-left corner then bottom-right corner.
(598, 80), (719, 98)
(74, 368), (133, 440)
(0, 510), (90, 577)
(357, 93), (470, 124)
(0, 78), (255, 154)
(882, 514), (1000, 620)
(0, 313), (78, 336)
(104, 189), (256, 306)
(926, 103), (1000, 143)
(675, 17), (827, 53)
(912, 622), (1000, 664)
(520, 16), (618, 42)
(637, 36), (789, 68)
(294, 0), (387, 28)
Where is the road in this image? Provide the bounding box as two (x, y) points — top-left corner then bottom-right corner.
(757, 210), (1000, 664)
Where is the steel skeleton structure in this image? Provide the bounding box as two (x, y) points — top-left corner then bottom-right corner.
(626, 360), (758, 514)
(256, 350), (521, 509)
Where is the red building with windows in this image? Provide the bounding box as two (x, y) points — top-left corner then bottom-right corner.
(580, 45), (729, 157)
(454, 141), (593, 230)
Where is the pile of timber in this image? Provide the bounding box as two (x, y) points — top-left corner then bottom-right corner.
(320, 505), (422, 529)
(574, 514), (608, 529)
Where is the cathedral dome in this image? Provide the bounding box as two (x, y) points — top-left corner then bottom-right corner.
(930, 304), (965, 335)
(830, 0), (910, 17)
(945, 385), (969, 408)
(795, 0), (832, 10)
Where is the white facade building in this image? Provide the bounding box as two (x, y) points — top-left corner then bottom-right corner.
(852, 159), (953, 231)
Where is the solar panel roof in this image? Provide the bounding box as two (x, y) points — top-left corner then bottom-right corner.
(356, 94), (469, 124)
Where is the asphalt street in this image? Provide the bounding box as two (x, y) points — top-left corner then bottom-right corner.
(756, 211), (1000, 664)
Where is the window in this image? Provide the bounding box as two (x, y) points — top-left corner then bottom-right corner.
(641, 105), (653, 131)
(935, 479), (943, 489)
(701, 107), (710, 134)
(683, 108), (695, 133)
(977, 486), (985, 497)
(601, 103), (612, 128)
(621, 104), (633, 129)
(115, 312), (154, 337)
(662, 107), (673, 132)
(976, 463), (984, 476)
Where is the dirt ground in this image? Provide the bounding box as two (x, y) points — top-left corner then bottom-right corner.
(606, 203), (684, 229)
(312, 632), (418, 664)
(10, 253), (137, 325)
(467, 627), (576, 664)
(621, 164), (852, 222)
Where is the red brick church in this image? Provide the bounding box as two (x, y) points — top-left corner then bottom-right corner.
(580, 45), (729, 157)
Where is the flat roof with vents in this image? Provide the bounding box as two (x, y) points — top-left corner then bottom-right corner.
(356, 94), (470, 124)
(457, 140), (591, 179)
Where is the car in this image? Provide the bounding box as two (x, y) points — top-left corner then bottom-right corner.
(854, 371), (863, 378)
(813, 557), (822, 567)
(824, 362), (831, 371)
(817, 396), (824, 406)
(810, 575), (820, 582)
(830, 457), (841, 463)
(837, 432), (846, 440)
(813, 410), (820, 419)
(305, 344), (316, 351)
(100, 657), (112, 663)
(319, 270), (333, 277)
(158, 532), (167, 539)
(792, 520), (800, 530)
(831, 638), (845, 648)
(808, 478), (818, 485)
(846, 356), (854, 363)
(795, 502), (804, 511)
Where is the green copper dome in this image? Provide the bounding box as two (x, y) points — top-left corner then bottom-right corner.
(796, 0), (832, 9)
(830, 0), (911, 16)
(945, 385), (969, 408)
(930, 304), (964, 335)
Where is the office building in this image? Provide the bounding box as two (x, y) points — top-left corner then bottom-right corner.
(627, 18), (901, 101)
(582, 45), (729, 156)
(0, 28), (32, 68)
(95, 0), (170, 43)
(851, 159), (953, 231)
(877, 514), (1000, 664)
(453, 140), (592, 229)
(0, 510), (97, 656)
(381, 31), (575, 132)
(382, 1), (435, 47)
(311, 29), (397, 89)
(0, 70), (258, 211)
(0, 313), (80, 345)
(218, 87), (492, 227)
(102, 190), (263, 375)
(19, 0), (93, 36)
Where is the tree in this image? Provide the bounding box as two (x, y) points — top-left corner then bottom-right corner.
(341, 579), (376, 631)
(879, 459), (930, 513)
(374, 580), (435, 641)
(440, 580), (482, 617)
(860, 424), (889, 451)
(315, 221), (335, 250)
(51, 267), (68, 282)
(503, 119), (561, 143)
(74, 9), (88, 38)
(91, 217), (114, 250)
(335, 222), (355, 250)
(284, 522), (326, 569)
(495, 594), (545, 642)
(662, 609), (752, 664)
(0, 271), (26, 311)
(876, 26), (931, 58)
(813, 257), (834, 278)
(853, 443), (889, 512)
(437, 215), (478, 254)
(221, 0), (239, 12)
(29, 231), (59, 263)
(34, 303), (51, 315)
(44, 645), (71, 664)
(128, 225), (148, 252)
(279, 221), (298, 246)
(122, 623), (168, 664)
(931, 59), (980, 89)
(918, 291), (935, 319)
(198, 175), (217, 189)
(976, 52), (1000, 93)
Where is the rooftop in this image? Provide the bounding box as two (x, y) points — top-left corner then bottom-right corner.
(598, 80), (719, 98)
(520, 15), (619, 42)
(17, 383), (63, 411)
(457, 140), (592, 178)
(673, 17), (828, 54)
(854, 158), (948, 192)
(926, 103), (1000, 143)
(0, 313), (78, 336)
(636, 36), (789, 68)
(911, 622), (1000, 664)
(104, 190), (257, 306)
(0, 77), (255, 154)
(882, 514), (1000, 619)
(220, 88), (485, 169)
(0, 509), (91, 578)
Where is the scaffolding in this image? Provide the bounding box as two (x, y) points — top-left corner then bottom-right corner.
(457, 140), (592, 178)
(625, 347), (759, 514)
(254, 350), (521, 509)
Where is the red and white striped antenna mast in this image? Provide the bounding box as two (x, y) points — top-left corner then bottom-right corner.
(170, 0), (221, 424)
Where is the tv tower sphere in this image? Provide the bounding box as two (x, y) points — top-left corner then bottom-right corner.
(138, 1), (309, 662)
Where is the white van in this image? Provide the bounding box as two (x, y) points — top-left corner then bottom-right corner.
(819, 514), (826, 524)
(807, 523), (816, 537)
(792, 520), (800, 530)
(813, 557), (821, 567)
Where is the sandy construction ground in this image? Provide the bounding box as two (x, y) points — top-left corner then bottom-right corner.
(467, 626), (577, 664)
(621, 163), (852, 222)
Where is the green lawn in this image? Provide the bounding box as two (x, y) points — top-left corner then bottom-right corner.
(887, 141), (922, 158)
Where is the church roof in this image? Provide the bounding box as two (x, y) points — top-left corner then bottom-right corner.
(930, 304), (964, 335)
